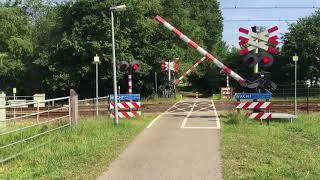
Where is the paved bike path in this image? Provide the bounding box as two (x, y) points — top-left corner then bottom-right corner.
(97, 98), (222, 180)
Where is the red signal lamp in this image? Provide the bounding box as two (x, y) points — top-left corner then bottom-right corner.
(133, 64), (139, 71)
(130, 61), (141, 72)
(258, 52), (274, 67)
(263, 57), (271, 64)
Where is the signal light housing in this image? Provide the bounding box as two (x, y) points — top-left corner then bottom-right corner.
(118, 61), (129, 71)
(131, 61), (141, 72)
(243, 53), (258, 68)
(243, 52), (274, 68)
(258, 52), (274, 67)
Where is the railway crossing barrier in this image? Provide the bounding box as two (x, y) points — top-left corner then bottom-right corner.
(235, 93), (272, 122)
(109, 94), (141, 119)
(235, 93), (296, 122)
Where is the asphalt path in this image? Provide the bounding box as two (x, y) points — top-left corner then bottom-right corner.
(97, 98), (222, 180)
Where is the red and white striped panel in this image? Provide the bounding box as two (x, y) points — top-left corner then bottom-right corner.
(235, 102), (272, 109)
(110, 111), (141, 119)
(176, 57), (206, 84)
(110, 102), (141, 109)
(247, 113), (272, 120)
(155, 15), (247, 86)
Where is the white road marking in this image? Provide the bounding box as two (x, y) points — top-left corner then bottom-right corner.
(182, 127), (220, 129)
(181, 100), (221, 130)
(180, 100), (198, 128)
(168, 106), (190, 113)
(192, 106), (213, 112)
(146, 100), (182, 129)
(211, 100), (221, 129)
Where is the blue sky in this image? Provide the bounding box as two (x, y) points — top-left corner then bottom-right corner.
(220, 0), (320, 47)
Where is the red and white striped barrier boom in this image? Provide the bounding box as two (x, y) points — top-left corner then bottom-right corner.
(110, 102), (141, 109)
(175, 57), (206, 84)
(155, 15), (249, 87)
(235, 102), (272, 109)
(247, 112), (272, 120)
(111, 111), (141, 119)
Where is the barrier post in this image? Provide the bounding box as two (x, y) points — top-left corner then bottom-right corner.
(37, 101), (40, 122)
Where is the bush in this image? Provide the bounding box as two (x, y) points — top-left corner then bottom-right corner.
(212, 94), (221, 100)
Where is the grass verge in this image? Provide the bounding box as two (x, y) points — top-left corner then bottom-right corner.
(221, 113), (320, 179)
(0, 114), (156, 179)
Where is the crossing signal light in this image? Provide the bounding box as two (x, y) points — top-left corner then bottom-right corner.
(131, 61), (140, 72)
(258, 52), (274, 67)
(243, 53), (258, 68)
(118, 61), (129, 71)
(263, 57), (270, 64)
(243, 52), (274, 68)
(131, 61), (141, 72)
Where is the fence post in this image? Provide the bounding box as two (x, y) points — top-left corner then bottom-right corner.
(70, 89), (79, 126)
(0, 92), (6, 131)
(37, 101), (39, 122)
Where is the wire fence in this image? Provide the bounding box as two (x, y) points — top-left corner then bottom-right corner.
(0, 96), (71, 163)
(0, 92), (113, 163)
(78, 96), (109, 116)
(270, 84), (320, 113)
(273, 84), (320, 100)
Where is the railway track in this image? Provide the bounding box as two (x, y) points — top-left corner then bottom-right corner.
(5, 101), (320, 120)
(215, 101), (320, 112)
(4, 103), (173, 119)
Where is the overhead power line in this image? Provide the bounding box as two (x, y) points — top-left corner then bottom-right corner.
(221, 6), (320, 10)
(224, 19), (298, 22)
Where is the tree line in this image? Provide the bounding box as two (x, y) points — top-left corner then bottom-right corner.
(0, 0), (319, 98)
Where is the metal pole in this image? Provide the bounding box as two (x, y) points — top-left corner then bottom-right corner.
(37, 101), (39, 122)
(111, 11), (119, 124)
(226, 74), (230, 87)
(155, 72), (158, 95)
(128, 74), (132, 94)
(96, 62), (99, 116)
(173, 72), (176, 98)
(13, 93), (16, 122)
(295, 60), (297, 116)
(168, 60), (171, 82)
(307, 85), (309, 113)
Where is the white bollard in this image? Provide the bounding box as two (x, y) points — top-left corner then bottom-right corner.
(0, 91), (6, 131)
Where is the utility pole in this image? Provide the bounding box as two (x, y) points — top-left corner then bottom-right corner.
(110, 4), (127, 124)
(293, 53), (299, 116)
(155, 72), (158, 95)
(168, 60), (171, 82)
(93, 54), (100, 116)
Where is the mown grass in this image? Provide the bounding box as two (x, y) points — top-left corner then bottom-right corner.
(0, 114), (156, 179)
(221, 113), (320, 179)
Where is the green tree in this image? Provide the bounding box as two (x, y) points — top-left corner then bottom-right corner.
(281, 10), (320, 84)
(0, 6), (32, 92)
(35, 0), (224, 97)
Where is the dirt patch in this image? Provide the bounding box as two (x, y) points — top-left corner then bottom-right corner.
(141, 103), (174, 113)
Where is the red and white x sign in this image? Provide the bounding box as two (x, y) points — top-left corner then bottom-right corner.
(239, 26), (279, 55)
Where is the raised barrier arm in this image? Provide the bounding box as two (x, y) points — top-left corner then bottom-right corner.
(155, 15), (254, 88)
(176, 57), (206, 84)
